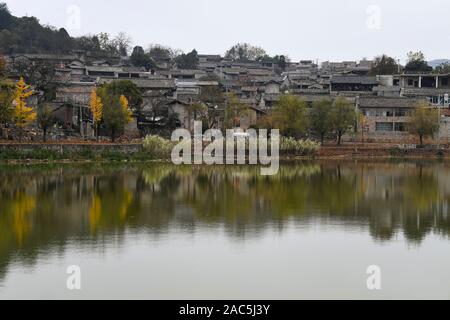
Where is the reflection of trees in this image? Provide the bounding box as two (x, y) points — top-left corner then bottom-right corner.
(0, 162), (450, 280)
(0, 192), (36, 247)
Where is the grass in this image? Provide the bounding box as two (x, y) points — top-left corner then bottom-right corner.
(0, 147), (166, 162)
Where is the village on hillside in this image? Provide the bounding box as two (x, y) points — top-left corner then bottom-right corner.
(2, 51), (449, 145)
(1, 4), (449, 150)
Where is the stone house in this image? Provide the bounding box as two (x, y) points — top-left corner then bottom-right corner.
(357, 97), (426, 143)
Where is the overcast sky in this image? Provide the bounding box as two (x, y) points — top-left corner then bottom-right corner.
(4, 0), (450, 63)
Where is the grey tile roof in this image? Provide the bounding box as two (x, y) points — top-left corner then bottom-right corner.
(331, 76), (378, 85)
(358, 97), (426, 109)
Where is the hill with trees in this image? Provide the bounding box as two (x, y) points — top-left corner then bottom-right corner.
(0, 3), (131, 56)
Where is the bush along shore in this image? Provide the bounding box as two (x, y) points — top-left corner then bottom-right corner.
(0, 135), (321, 162)
(1, 136), (448, 163)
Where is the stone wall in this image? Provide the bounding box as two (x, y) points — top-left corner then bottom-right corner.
(0, 143), (143, 155)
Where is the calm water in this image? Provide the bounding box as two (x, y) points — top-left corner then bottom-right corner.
(0, 162), (449, 300)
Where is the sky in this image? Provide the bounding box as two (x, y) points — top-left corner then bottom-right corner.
(4, 0), (450, 63)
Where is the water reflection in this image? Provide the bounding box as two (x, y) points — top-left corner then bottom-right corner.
(0, 162), (449, 282)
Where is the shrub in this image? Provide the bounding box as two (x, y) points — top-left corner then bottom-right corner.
(142, 135), (174, 160)
(280, 137), (320, 156)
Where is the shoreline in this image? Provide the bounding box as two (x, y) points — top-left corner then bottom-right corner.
(1, 142), (449, 163)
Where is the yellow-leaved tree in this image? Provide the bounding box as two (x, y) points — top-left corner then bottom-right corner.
(89, 89), (103, 140)
(120, 95), (133, 123)
(14, 77), (36, 142)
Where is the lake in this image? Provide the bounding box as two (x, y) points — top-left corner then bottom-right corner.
(0, 161), (449, 299)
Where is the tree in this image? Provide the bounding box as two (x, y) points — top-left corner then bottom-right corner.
(73, 35), (101, 54)
(101, 96), (125, 143)
(0, 3), (14, 30)
(100, 80), (143, 113)
(187, 102), (208, 132)
(98, 32), (118, 55)
(310, 99), (333, 145)
(200, 86), (224, 106)
(330, 97), (356, 145)
(405, 51), (432, 73)
(258, 54), (289, 74)
(113, 32), (132, 56)
(359, 112), (367, 144)
(0, 55), (6, 77)
(130, 46), (155, 70)
(0, 5), (75, 54)
(13, 77), (36, 142)
(119, 95), (132, 123)
(37, 104), (54, 142)
(176, 49), (199, 69)
(275, 55), (288, 73)
(408, 102), (439, 147)
(434, 62), (450, 74)
(225, 43), (267, 62)
(199, 86), (225, 129)
(272, 94), (309, 138)
(369, 55), (400, 75)
(89, 89), (103, 140)
(98, 87), (133, 142)
(148, 44), (175, 62)
(12, 59), (57, 103)
(0, 79), (14, 137)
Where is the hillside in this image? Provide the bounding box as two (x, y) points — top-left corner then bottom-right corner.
(428, 59), (450, 68)
(0, 3), (124, 57)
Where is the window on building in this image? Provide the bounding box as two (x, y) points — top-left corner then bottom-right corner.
(376, 122), (394, 131)
(408, 79), (414, 86)
(386, 111), (394, 117)
(395, 109), (407, 117)
(394, 123), (406, 132)
(442, 78), (449, 86)
(429, 96), (439, 104)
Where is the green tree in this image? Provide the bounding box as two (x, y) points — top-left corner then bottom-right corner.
(100, 80), (143, 113)
(369, 54), (400, 75)
(98, 86), (134, 142)
(330, 97), (356, 145)
(272, 94), (308, 138)
(0, 3), (14, 30)
(408, 102), (439, 147)
(37, 104), (54, 142)
(101, 95), (127, 142)
(405, 51), (432, 73)
(176, 49), (199, 69)
(0, 79), (14, 137)
(130, 46), (155, 70)
(310, 99), (333, 145)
